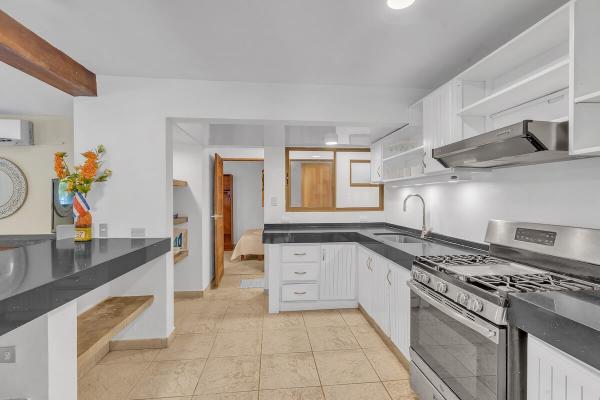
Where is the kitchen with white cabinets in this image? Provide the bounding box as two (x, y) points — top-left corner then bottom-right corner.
(3, 1), (600, 399)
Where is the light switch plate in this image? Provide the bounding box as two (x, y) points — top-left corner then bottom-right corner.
(99, 223), (108, 238)
(270, 196), (278, 206)
(0, 346), (16, 363)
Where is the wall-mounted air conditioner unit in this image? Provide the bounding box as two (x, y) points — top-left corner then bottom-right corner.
(0, 119), (34, 145)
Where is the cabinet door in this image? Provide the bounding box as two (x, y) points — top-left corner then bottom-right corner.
(371, 255), (391, 336)
(357, 247), (373, 315)
(528, 335), (600, 399)
(370, 142), (383, 183)
(320, 244), (356, 300)
(389, 264), (411, 360)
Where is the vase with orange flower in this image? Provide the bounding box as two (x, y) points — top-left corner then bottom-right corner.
(54, 145), (112, 241)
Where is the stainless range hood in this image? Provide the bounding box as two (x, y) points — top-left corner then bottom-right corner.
(433, 120), (574, 168)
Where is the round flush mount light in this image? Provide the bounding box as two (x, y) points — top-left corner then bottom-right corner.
(324, 133), (338, 146)
(387, 0), (416, 10)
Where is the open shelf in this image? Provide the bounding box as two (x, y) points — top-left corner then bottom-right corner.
(384, 168), (489, 187)
(459, 4), (569, 82)
(174, 250), (189, 264)
(575, 90), (600, 104)
(173, 216), (188, 225)
(78, 296), (154, 377)
(459, 58), (569, 117)
(173, 179), (188, 188)
(382, 146), (424, 162)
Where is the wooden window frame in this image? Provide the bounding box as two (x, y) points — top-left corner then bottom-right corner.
(285, 147), (384, 212)
(349, 159), (378, 188)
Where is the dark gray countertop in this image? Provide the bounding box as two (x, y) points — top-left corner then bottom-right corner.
(263, 223), (487, 268)
(0, 236), (170, 336)
(508, 290), (600, 370)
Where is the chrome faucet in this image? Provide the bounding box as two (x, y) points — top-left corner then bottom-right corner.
(403, 194), (429, 238)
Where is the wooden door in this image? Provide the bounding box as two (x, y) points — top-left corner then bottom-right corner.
(223, 174), (234, 251)
(301, 162), (334, 208)
(213, 153), (224, 287)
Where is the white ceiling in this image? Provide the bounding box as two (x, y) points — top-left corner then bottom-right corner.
(1, 0), (568, 89)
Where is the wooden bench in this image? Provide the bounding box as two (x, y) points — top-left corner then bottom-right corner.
(77, 295), (154, 378)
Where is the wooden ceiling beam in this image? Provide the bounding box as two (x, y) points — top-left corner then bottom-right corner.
(0, 10), (97, 96)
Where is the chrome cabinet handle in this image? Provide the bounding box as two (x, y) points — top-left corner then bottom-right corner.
(294, 271), (307, 275)
(386, 270), (392, 286)
(293, 252), (307, 256)
(377, 165), (381, 177)
(294, 291), (306, 295)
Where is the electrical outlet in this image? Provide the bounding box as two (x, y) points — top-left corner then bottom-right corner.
(270, 196), (278, 206)
(99, 223), (108, 238)
(0, 346), (16, 363)
(131, 227), (146, 238)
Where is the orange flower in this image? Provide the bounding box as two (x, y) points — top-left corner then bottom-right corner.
(82, 151), (98, 160)
(81, 158), (98, 180)
(54, 153), (67, 179)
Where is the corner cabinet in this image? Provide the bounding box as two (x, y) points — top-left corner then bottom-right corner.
(320, 244), (356, 300)
(528, 335), (600, 399)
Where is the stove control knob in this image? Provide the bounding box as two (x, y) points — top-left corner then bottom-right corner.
(420, 274), (430, 284)
(469, 299), (484, 312)
(411, 270), (419, 280)
(457, 292), (469, 306)
(435, 282), (448, 293)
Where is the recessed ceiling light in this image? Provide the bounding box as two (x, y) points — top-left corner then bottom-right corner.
(387, 0), (416, 10)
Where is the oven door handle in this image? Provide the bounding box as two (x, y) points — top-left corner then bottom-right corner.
(409, 281), (500, 344)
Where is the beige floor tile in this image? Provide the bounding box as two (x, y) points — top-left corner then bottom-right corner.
(307, 326), (360, 351)
(156, 334), (215, 361)
(195, 356), (260, 394)
(226, 305), (266, 318)
(383, 380), (417, 399)
(194, 392), (259, 400)
(302, 310), (346, 327)
(78, 362), (150, 400)
(262, 329), (311, 354)
(142, 397), (191, 400)
(339, 309), (370, 326)
(322, 383), (392, 400)
(211, 331), (262, 357)
(260, 387), (325, 400)
(129, 358), (206, 399)
(260, 352), (321, 390)
(313, 350), (379, 386)
(263, 312), (305, 330)
(99, 348), (159, 364)
(363, 349), (409, 381)
(175, 299), (229, 318)
(178, 314), (223, 334)
(220, 315), (263, 332)
(349, 325), (387, 349)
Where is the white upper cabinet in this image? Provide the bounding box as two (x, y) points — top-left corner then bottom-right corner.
(370, 141), (383, 183)
(571, 0), (600, 155)
(422, 81), (462, 173)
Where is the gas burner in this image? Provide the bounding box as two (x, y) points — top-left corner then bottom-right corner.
(417, 254), (507, 267)
(469, 273), (600, 294)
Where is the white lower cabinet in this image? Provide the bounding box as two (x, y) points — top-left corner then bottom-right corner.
(528, 335), (600, 399)
(320, 244), (356, 300)
(389, 264), (411, 359)
(371, 255), (391, 336)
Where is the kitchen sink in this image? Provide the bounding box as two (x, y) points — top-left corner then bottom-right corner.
(373, 233), (424, 244)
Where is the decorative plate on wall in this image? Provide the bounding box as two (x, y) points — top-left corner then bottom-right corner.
(0, 158), (28, 219)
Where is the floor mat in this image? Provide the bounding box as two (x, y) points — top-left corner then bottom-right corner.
(240, 278), (265, 289)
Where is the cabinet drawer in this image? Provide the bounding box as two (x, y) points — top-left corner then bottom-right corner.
(281, 284), (319, 302)
(282, 263), (319, 282)
(281, 245), (320, 263)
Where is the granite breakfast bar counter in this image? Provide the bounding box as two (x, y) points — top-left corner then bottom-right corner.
(0, 236), (172, 400)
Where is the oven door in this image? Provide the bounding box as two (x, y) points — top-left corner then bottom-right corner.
(409, 281), (506, 400)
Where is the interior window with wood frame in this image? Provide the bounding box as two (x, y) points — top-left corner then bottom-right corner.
(286, 148), (384, 212)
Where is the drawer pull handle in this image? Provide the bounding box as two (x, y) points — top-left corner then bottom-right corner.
(294, 271), (307, 275)
(294, 291), (307, 295)
(293, 252), (307, 256)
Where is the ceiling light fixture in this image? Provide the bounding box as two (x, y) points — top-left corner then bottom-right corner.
(324, 133), (338, 146)
(387, 0), (416, 10)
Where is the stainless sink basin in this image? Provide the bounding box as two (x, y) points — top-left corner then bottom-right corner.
(373, 233), (424, 244)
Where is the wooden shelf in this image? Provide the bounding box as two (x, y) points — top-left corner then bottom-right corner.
(173, 216), (188, 225)
(173, 179), (188, 187)
(174, 250), (189, 264)
(459, 58), (569, 117)
(78, 296), (154, 377)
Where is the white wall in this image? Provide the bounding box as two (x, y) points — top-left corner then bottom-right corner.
(172, 137), (203, 292)
(223, 161), (264, 243)
(385, 157), (600, 244)
(0, 115), (73, 235)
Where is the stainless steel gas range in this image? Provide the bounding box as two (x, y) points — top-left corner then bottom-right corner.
(408, 220), (600, 400)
